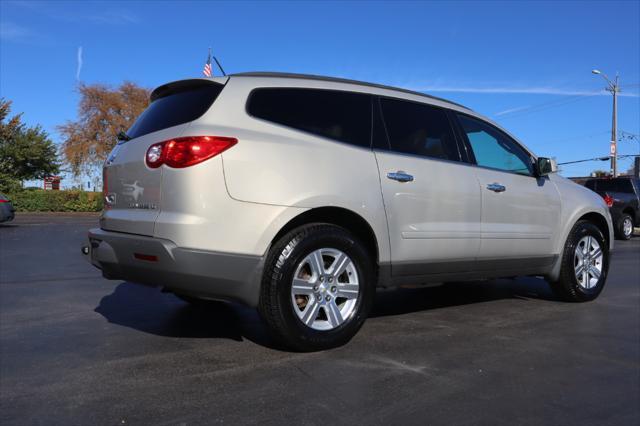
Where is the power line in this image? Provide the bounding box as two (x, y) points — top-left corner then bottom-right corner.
(558, 154), (640, 166)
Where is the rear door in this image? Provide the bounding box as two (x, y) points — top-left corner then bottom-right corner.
(101, 79), (226, 235)
(374, 97), (481, 277)
(454, 113), (561, 265)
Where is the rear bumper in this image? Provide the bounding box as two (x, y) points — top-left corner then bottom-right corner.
(85, 228), (264, 307)
(0, 203), (14, 223)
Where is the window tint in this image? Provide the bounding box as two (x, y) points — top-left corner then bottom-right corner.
(597, 178), (634, 193)
(457, 114), (533, 175)
(247, 88), (371, 148)
(379, 98), (459, 160)
(128, 84), (223, 139)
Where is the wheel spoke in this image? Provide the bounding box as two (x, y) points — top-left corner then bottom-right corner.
(589, 266), (601, 280)
(301, 300), (320, 325)
(575, 263), (585, 278)
(582, 269), (589, 287)
(325, 301), (343, 328)
(575, 247), (585, 262)
(591, 246), (602, 260)
(335, 283), (359, 299)
(585, 236), (592, 253)
(308, 250), (325, 277)
(292, 278), (315, 295)
(330, 252), (350, 278)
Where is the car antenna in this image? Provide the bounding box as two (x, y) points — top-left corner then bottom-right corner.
(212, 51), (226, 76)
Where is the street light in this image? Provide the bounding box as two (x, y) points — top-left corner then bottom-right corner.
(592, 68), (620, 177)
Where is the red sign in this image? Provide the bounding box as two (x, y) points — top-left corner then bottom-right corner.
(43, 176), (61, 191)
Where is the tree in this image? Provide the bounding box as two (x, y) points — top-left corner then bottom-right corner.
(58, 82), (150, 176)
(0, 99), (59, 191)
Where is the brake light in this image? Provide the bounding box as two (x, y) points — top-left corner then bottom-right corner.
(0, 198), (8, 203)
(603, 194), (614, 207)
(145, 136), (237, 168)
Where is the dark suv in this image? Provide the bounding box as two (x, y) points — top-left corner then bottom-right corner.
(585, 177), (639, 240)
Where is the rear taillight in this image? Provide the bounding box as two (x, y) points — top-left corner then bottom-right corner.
(145, 136), (237, 169)
(0, 198), (8, 203)
(603, 194), (614, 207)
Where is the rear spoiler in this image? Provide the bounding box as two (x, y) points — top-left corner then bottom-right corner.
(150, 77), (229, 102)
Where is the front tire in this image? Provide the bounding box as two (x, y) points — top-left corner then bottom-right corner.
(550, 221), (609, 302)
(616, 214), (634, 240)
(258, 224), (375, 351)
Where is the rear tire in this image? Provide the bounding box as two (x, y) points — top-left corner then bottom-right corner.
(615, 214), (634, 240)
(258, 224), (375, 352)
(550, 221), (609, 302)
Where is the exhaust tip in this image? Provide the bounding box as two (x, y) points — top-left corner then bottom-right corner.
(81, 246), (90, 256)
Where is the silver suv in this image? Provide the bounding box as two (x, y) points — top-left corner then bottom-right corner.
(86, 72), (613, 351)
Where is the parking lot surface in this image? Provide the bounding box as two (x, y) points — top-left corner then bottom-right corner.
(1, 214), (639, 425)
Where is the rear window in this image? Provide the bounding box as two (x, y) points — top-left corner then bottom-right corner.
(247, 88), (372, 148)
(127, 83), (223, 139)
(595, 178), (634, 194)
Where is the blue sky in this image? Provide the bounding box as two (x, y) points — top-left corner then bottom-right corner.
(1, 0), (639, 182)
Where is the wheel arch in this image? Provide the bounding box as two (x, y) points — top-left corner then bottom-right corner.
(621, 207), (635, 223)
(579, 211), (611, 248)
(548, 210), (612, 282)
(269, 206), (380, 266)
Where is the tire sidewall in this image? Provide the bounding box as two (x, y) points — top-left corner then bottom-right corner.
(620, 215), (633, 240)
(563, 222), (609, 301)
(271, 226), (374, 349)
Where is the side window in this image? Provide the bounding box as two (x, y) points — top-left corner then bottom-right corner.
(457, 114), (533, 175)
(247, 88), (371, 148)
(379, 98), (460, 161)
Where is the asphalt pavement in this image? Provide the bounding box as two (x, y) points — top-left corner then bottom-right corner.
(1, 214), (639, 425)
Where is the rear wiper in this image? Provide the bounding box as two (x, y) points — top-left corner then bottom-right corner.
(117, 131), (132, 142)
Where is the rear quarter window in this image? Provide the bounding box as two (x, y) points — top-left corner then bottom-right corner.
(127, 83), (223, 139)
(597, 178), (634, 194)
(247, 88), (372, 148)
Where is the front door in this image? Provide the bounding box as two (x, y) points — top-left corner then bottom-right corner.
(455, 113), (561, 267)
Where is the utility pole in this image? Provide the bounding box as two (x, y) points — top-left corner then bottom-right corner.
(592, 69), (620, 177)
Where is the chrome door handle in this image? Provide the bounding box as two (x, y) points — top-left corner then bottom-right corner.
(387, 171), (414, 183)
(486, 183), (506, 192)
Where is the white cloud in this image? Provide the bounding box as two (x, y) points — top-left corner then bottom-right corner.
(410, 84), (639, 97)
(0, 21), (35, 42)
(87, 10), (139, 25)
(494, 106), (531, 116)
(9, 1), (139, 25)
(76, 46), (83, 81)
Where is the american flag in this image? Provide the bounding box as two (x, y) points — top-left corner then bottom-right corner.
(203, 49), (212, 77)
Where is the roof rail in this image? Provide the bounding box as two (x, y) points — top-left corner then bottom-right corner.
(230, 71), (472, 110)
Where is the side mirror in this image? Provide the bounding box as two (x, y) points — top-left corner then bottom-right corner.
(535, 157), (558, 176)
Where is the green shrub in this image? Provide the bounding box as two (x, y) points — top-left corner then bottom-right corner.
(6, 190), (103, 212)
